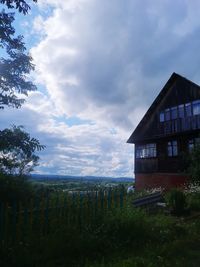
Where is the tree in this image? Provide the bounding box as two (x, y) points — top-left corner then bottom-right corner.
(0, 0), (37, 109)
(0, 125), (45, 175)
(188, 145), (200, 184)
(0, 0), (37, 14)
(0, 1), (45, 177)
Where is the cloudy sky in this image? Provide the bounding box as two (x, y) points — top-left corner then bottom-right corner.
(2, 0), (200, 177)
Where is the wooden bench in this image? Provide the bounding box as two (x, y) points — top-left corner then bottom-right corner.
(132, 192), (164, 209)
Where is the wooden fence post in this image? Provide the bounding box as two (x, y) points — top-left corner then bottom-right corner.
(95, 191), (98, 218)
(78, 192), (83, 232)
(22, 204), (28, 242)
(0, 203), (5, 245)
(11, 201), (17, 244)
(120, 189), (124, 208)
(29, 199), (33, 235)
(100, 190), (104, 211)
(107, 188), (111, 210)
(34, 197), (40, 232)
(44, 194), (49, 234)
(114, 190), (118, 209)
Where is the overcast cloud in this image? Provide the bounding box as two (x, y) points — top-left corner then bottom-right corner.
(2, 0), (200, 177)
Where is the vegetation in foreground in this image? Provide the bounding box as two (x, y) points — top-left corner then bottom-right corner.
(0, 176), (200, 267)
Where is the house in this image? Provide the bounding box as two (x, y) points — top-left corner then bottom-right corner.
(127, 73), (200, 190)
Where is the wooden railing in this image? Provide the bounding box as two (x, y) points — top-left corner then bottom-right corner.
(157, 114), (200, 136)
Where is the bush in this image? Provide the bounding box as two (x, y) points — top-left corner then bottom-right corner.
(0, 172), (34, 204)
(187, 144), (200, 184)
(187, 193), (200, 211)
(165, 188), (188, 216)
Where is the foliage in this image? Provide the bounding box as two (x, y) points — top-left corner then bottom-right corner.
(0, 172), (34, 203)
(165, 188), (188, 216)
(0, 0), (44, 205)
(184, 182), (200, 194)
(1, 186), (200, 266)
(0, 125), (45, 175)
(187, 145), (200, 184)
(183, 183), (200, 211)
(0, 0), (38, 109)
(33, 176), (131, 193)
(188, 193), (200, 211)
(0, 10), (36, 108)
(0, 0), (37, 14)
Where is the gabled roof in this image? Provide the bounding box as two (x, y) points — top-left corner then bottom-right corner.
(127, 72), (200, 143)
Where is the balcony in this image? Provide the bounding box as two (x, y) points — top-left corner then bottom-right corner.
(157, 114), (200, 136)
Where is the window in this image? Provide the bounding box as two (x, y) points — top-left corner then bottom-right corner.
(192, 100), (200, 115)
(178, 104), (185, 118)
(159, 99), (200, 124)
(136, 146), (144, 158)
(146, 143), (157, 157)
(165, 108), (170, 121)
(185, 103), (192, 117)
(160, 112), (164, 122)
(136, 143), (156, 158)
(171, 106), (178, 120)
(167, 140), (178, 157)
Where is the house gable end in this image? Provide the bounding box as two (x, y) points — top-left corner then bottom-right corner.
(127, 73), (200, 143)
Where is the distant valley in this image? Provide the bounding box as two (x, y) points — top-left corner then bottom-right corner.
(30, 174), (134, 192)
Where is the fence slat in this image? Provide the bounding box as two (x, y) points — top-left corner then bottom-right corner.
(0, 187), (127, 245)
(11, 202), (17, 244)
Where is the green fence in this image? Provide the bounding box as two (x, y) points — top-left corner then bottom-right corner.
(0, 188), (127, 246)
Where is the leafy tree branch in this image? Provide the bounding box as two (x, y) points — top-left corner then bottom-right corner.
(0, 1), (37, 108)
(0, 125), (45, 175)
(0, 0), (37, 15)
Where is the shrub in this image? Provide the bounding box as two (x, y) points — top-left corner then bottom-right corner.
(187, 144), (200, 184)
(0, 172), (34, 204)
(165, 188), (188, 216)
(184, 182), (200, 194)
(187, 193), (200, 211)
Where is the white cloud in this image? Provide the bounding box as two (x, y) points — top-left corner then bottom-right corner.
(31, 0), (200, 134)
(1, 90), (133, 177)
(3, 0), (200, 177)
(31, 0), (152, 131)
(33, 15), (45, 34)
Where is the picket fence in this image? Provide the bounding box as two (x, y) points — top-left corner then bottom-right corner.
(0, 188), (127, 246)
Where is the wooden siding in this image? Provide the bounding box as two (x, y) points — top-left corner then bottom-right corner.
(135, 132), (199, 174)
(135, 157), (184, 173)
(135, 158), (158, 173)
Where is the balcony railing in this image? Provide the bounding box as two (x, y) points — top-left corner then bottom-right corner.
(157, 114), (200, 136)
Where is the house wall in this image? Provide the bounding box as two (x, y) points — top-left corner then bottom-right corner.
(135, 132), (199, 174)
(135, 173), (189, 191)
